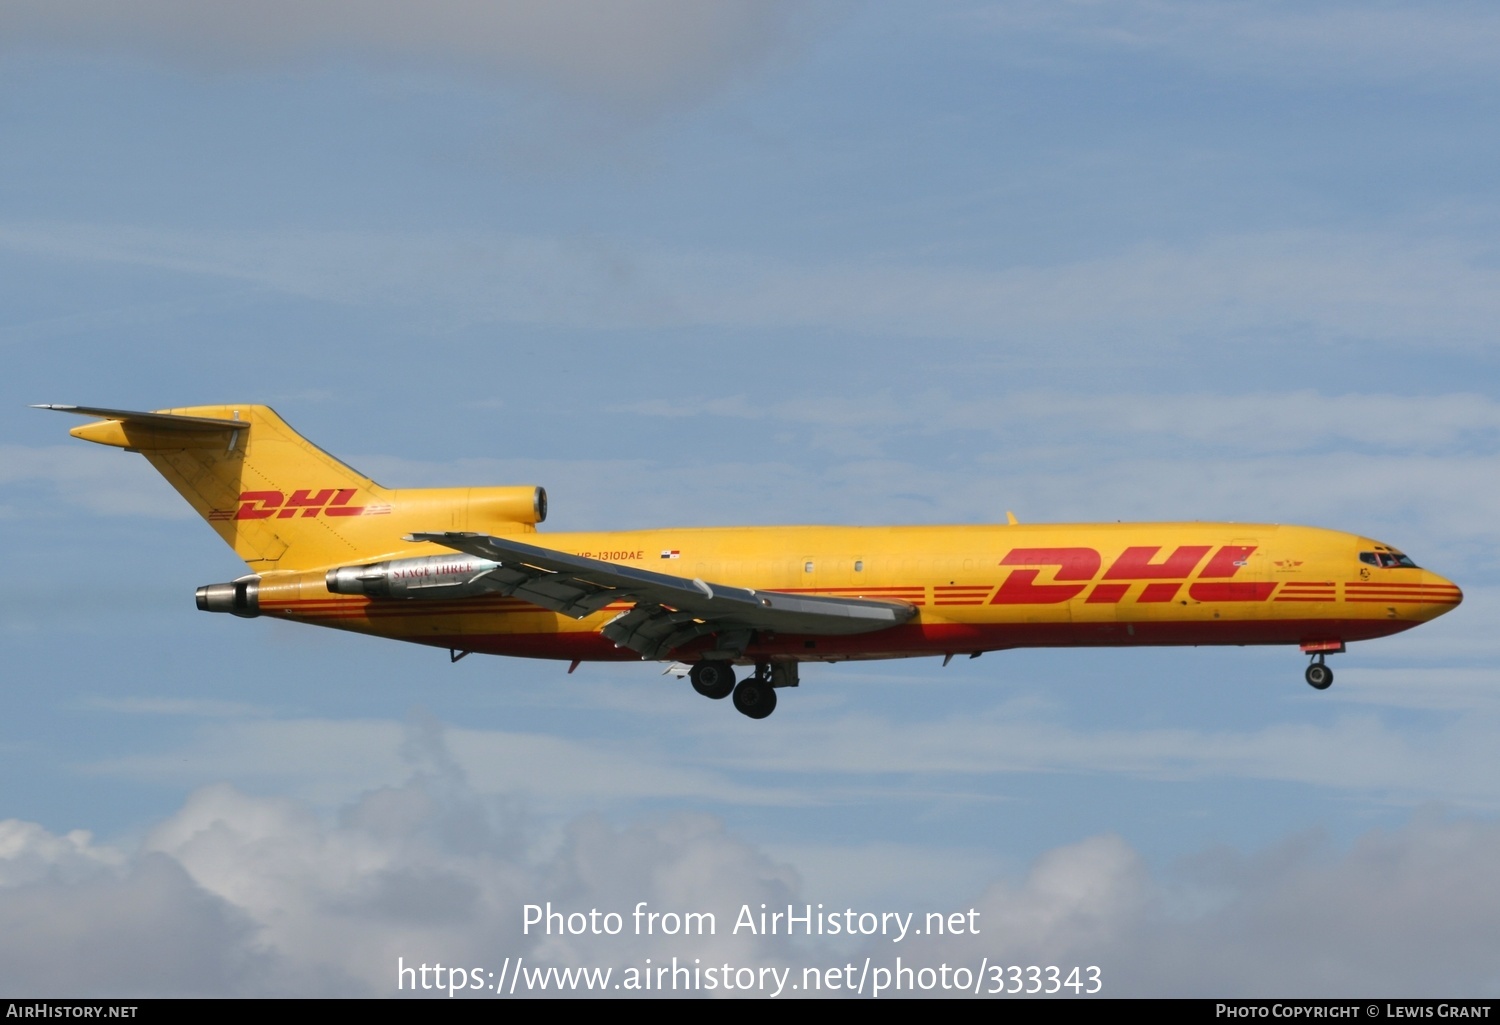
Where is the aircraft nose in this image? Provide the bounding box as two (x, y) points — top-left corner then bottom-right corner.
(1422, 571), (1463, 617)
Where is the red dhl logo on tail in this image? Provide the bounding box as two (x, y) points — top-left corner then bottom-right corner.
(206, 489), (393, 521)
(991, 545), (1274, 604)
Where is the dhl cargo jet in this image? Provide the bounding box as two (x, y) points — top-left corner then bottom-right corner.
(38, 404), (1462, 720)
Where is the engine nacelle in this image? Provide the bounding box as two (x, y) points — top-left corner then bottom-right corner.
(196, 577), (261, 617)
(325, 555), (503, 600)
(471, 485), (546, 527)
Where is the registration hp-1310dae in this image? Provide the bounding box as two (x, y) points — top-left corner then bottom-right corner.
(39, 404), (1462, 720)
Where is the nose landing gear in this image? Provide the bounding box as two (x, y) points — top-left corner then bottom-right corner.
(1300, 640), (1344, 690)
(1305, 654), (1334, 690)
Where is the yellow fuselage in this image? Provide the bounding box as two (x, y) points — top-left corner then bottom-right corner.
(250, 521), (1460, 663)
(49, 404), (1461, 668)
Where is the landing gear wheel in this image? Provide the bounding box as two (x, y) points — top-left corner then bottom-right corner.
(732, 676), (778, 719)
(1305, 662), (1333, 690)
(689, 661), (735, 700)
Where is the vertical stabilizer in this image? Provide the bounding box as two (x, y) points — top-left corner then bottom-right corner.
(39, 403), (547, 573)
(38, 404), (388, 571)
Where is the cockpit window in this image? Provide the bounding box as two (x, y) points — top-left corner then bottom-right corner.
(1360, 551), (1418, 569)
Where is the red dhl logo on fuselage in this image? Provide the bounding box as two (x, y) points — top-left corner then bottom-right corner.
(991, 545), (1271, 604)
(208, 489), (393, 521)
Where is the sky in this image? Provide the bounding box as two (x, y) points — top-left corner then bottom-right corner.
(3, 0), (1499, 998)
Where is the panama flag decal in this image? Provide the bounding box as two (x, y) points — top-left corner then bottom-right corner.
(660, 549), (680, 559)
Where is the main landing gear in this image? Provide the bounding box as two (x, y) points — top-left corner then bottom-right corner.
(688, 660), (735, 700)
(688, 660), (790, 719)
(1304, 653), (1334, 690)
(732, 672), (778, 720)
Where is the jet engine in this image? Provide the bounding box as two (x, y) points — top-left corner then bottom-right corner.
(325, 554), (503, 600)
(196, 577), (261, 617)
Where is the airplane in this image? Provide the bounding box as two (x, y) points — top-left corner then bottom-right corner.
(37, 403), (1463, 719)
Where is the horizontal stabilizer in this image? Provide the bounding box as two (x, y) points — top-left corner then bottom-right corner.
(33, 404), (248, 432)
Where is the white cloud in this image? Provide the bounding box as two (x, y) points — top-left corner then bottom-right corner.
(0, 852), (276, 996)
(81, 719), (412, 808)
(0, 1), (794, 103)
(20, 385), (1493, 573)
(2, 718), (805, 995)
(906, 812), (1500, 996)
(0, 820), (123, 886)
(1361, 586), (1500, 663)
(705, 231), (1500, 347)
(356, 433), (1500, 577)
(0, 442), (190, 519)
(959, 833), (1150, 963)
(1327, 667), (1500, 713)
(79, 712), (802, 811)
(73, 651), (1500, 815)
(976, 0), (1500, 83)
(695, 699), (1500, 809)
(75, 696), (272, 718)
(3, 224), (1498, 348)
(5, 746), (1500, 995)
(617, 389), (1500, 456)
(768, 840), (1009, 912)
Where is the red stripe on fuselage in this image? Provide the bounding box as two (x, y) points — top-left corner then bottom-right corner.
(417, 617), (1421, 662)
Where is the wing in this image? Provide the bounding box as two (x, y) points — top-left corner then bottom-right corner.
(406, 531), (916, 660)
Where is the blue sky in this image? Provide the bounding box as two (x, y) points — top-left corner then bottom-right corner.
(4, 0), (1500, 997)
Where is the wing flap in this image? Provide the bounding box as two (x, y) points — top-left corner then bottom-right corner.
(603, 604), (719, 660)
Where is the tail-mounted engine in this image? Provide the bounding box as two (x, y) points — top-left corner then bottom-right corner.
(196, 577), (261, 618)
(325, 555), (502, 600)
(198, 554), (505, 618)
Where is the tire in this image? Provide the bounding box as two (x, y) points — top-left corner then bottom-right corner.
(1305, 663), (1333, 690)
(732, 678), (778, 719)
(690, 661), (735, 700)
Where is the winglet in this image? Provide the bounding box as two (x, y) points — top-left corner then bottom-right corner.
(1006, 510), (1019, 525)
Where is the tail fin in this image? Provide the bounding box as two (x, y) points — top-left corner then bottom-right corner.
(38, 404), (545, 572)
